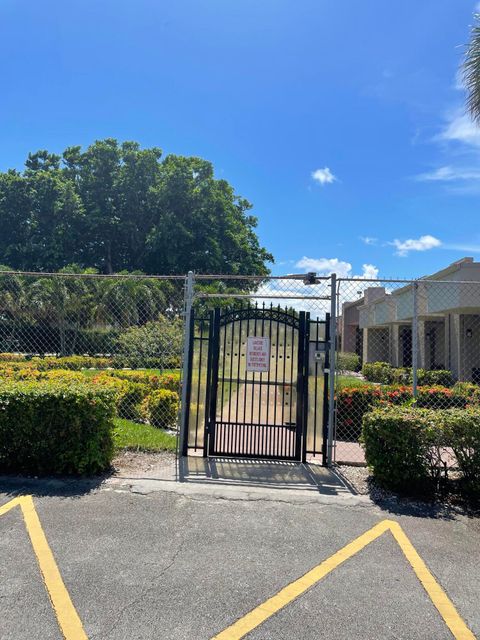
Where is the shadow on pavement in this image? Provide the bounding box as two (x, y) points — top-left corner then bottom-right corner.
(178, 456), (355, 496)
(0, 473), (106, 499)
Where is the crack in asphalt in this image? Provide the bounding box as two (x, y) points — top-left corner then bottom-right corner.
(90, 531), (188, 639)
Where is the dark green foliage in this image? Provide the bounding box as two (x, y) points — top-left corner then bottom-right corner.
(113, 317), (183, 369)
(336, 385), (467, 442)
(0, 140), (273, 275)
(442, 409), (480, 491)
(141, 389), (179, 428)
(336, 386), (384, 441)
(362, 406), (480, 494)
(361, 362), (394, 384)
(362, 407), (442, 491)
(362, 362), (454, 387)
(337, 351), (361, 372)
(0, 356), (112, 371)
(0, 382), (116, 475)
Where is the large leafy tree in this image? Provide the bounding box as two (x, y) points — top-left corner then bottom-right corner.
(0, 139), (273, 275)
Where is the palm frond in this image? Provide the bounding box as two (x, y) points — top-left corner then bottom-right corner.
(463, 17), (480, 122)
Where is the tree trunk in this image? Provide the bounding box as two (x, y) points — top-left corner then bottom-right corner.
(105, 239), (113, 274)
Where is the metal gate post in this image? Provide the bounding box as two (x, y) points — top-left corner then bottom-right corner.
(412, 281), (419, 403)
(179, 271), (194, 457)
(327, 273), (337, 466)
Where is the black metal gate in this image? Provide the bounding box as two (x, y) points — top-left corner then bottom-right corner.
(184, 304), (329, 463)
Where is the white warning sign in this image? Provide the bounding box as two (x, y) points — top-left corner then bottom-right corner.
(246, 336), (270, 373)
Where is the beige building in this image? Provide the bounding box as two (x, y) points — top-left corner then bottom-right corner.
(340, 257), (480, 382)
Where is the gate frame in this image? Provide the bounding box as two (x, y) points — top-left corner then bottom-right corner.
(180, 273), (333, 465)
(204, 306), (310, 462)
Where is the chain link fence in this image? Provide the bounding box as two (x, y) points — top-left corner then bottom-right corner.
(0, 271), (186, 432)
(3, 268), (480, 470)
(336, 276), (480, 467)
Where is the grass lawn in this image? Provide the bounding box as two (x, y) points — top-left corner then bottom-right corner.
(113, 418), (177, 452)
(336, 375), (372, 390)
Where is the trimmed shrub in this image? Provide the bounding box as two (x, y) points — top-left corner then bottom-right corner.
(361, 363), (454, 387)
(361, 362), (393, 384)
(416, 369), (454, 387)
(361, 406), (442, 491)
(0, 381), (116, 475)
(441, 409), (480, 489)
(0, 368), (85, 383)
(416, 386), (466, 409)
(337, 352), (361, 373)
(336, 386), (384, 441)
(336, 384), (465, 442)
(103, 370), (180, 393)
(91, 373), (149, 421)
(362, 406), (480, 493)
(114, 317), (183, 370)
(453, 381), (479, 400)
(141, 389), (179, 428)
(0, 356), (112, 371)
(0, 353), (26, 362)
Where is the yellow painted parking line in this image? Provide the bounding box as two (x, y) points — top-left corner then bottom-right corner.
(0, 495), (88, 640)
(212, 519), (475, 640)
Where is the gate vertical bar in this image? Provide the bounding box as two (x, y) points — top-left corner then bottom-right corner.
(327, 274), (337, 466)
(301, 312), (311, 463)
(180, 271), (194, 456)
(207, 308), (221, 456)
(322, 312), (331, 466)
(412, 281), (419, 402)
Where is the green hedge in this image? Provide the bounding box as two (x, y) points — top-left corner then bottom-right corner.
(361, 362), (454, 387)
(362, 406), (480, 492)
(337, 352), (361, 372)
(0, 382), (116, 475)
(141, 389), (179, 428)
(0, 356), (113, 371)
(336, 384), (467, 441)
(102, 369), (180, 392)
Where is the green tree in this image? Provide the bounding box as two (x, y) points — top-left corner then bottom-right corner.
(0, 139), (274, 275)
(96, 273), (168, 327)
(26, 266), (98, 355)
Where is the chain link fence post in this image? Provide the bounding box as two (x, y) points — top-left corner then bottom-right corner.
(412, 280), (419, 403)
(179, 271), (194, 457)
(327, 273), (337, 466)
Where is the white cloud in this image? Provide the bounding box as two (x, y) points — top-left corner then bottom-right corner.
(415, 165), (480, 182)
(295, 257), (379, 280)
(296, 256), (352, 277)
(362, 264), (379, 279)
(391, 235), (442, 257)
(360, 236), (378, 245)
(438, 112), (480, 147)
(311, 167), (337, 185)
(252, 259), (380, 317)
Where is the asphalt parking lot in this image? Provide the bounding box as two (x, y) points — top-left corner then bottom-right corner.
(0, 468), (479, 640)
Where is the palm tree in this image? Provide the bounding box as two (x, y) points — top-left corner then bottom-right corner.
(463, 15), (480, 122)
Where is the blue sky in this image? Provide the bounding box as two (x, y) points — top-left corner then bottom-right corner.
(1, 0), (480, 279)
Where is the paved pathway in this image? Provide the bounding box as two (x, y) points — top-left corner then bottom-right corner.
(0, 462), (479, 639)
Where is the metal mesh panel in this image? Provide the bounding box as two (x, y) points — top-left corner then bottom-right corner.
(336, 277), (480, 469)
(0, 271), (185, 432)
(187, 275), (331, 459)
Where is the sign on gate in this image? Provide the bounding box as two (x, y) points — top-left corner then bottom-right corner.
(246, 336), (270, 372)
